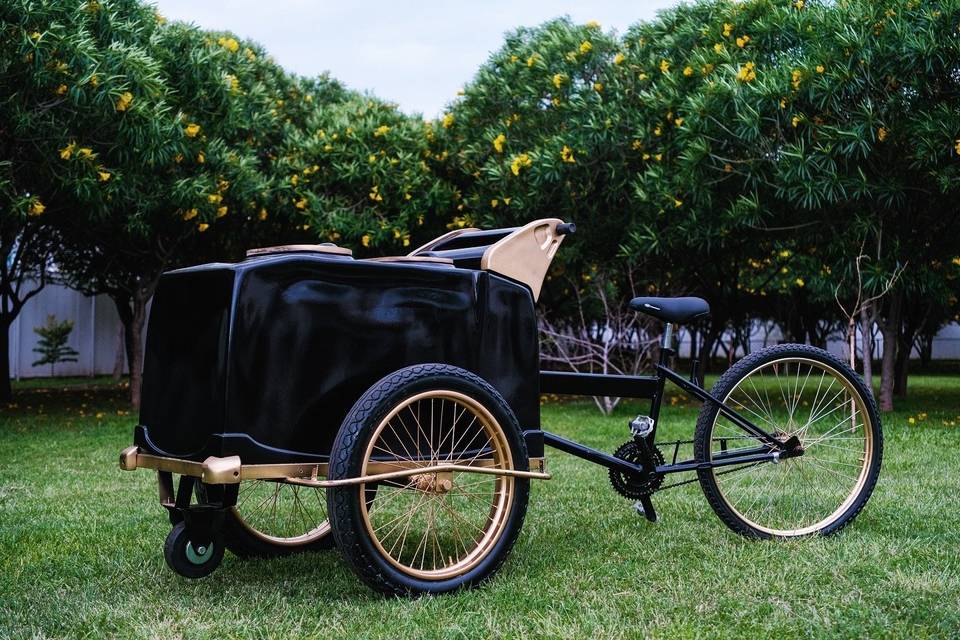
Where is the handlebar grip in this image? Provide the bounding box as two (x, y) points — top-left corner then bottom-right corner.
(556, 222), (576, 236)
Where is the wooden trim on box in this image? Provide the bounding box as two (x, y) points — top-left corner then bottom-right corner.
(246, 244), (352, 258)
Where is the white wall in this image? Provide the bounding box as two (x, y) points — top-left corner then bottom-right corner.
(7, 281), (126, 379)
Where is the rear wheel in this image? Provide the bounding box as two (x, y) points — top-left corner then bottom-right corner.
(198, 480), (333, 558)
(694, 344), (882, 538)
(328, 364), (529, 596)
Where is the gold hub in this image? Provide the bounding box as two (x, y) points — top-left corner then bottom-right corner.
(409, 472), (453, 494)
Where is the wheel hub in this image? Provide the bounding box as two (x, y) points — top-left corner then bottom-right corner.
(409, 472), (453, 495)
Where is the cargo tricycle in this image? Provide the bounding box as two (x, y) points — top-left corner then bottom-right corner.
(120, 218), (882, 595)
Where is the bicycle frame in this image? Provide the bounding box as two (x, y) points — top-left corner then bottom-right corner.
(536, 324), (803, 481)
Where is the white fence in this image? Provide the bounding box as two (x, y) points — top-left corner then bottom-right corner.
(7, 282), (127, 379)
(6, 282), (960, 378)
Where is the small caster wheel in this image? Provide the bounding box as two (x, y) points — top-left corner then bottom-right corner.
(163, 522), (224, 578)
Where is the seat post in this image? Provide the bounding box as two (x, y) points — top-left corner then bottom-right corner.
(659, 323), (675, 366)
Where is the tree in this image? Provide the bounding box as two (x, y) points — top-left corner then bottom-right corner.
(31, 314), (79, 376)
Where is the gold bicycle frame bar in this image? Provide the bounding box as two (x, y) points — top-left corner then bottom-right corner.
(119, 446), (550, 486)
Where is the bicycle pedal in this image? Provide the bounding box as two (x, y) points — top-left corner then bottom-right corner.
(633, 496), (658, 523)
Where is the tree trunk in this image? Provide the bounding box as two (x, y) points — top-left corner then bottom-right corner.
(860, 305), (873, 390)
(878, 293), (901, 412)
(112, 324), (125, 381)
(0, 317), (11, 403)
(128, 292), (149, 409)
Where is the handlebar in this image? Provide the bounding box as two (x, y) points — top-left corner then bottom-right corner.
(556, 222), (576, 236)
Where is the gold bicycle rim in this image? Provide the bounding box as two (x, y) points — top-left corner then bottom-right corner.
(359, 390), (515, 580)
(232, 479), (331, 546)
(709, 357), (874, 536)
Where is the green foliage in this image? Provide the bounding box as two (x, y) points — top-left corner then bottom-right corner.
(31, 314), (79, 374)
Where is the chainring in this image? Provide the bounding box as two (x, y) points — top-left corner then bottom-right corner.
(609, 441), (665, 499)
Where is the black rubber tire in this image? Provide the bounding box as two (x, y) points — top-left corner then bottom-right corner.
(694, 344), (883, 539)
(195, 484), (336, 558)
(327, 364), (530, 596)
(163, 521), (225, 579)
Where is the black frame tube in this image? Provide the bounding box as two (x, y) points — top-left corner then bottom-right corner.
(539, 355), (791, 475)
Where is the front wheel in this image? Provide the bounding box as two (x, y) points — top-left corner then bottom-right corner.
(694, 344), (882, 538)
(327, 364), (530, 596)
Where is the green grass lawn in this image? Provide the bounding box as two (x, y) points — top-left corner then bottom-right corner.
(1, 376), (959, 639)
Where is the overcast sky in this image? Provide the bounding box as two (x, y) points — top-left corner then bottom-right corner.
(151, 0), (679, 118)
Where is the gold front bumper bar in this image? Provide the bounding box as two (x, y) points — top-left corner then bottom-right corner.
(119, 446), (550, 486)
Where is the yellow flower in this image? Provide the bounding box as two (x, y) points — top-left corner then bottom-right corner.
(183, 208), (198, 221)
(878, 127), (888, 141)
(952, 256), (960, 266)
(294, 198), (307, 210)
(593, 81), (603, 92)
(89, 74), (99, 87)
(373, 125), (390, 137)
(291, 174), (299, 185)
(779, 97), (787, 108)
(683, 66), (694, 77)
(642, 153), (651, 160)
(367, 154), (377, 164)
(492, 133), (506, 153)
(632, 139), (643, 150)
(702, 64), (715, 75)
(244, 47), (257, 61)
(258, 208), (268, 221)
(723, 23), (734, 37)
(713, 43), (724, 54)
(579, 41), (593, 55)
(791, 69), (803, 90)
(198, 223), (209, 232)
(795, 277), (805, 287)
(736, 62), (756, 82)
(673, 198), (683, 208)
(29, 200), (45, 216)
(794, 0), (805, 9)
(659, 59), (670, 73)
(553, 73), (565, 89)
(368, 185), (383, 202)
(586, 20), (600, 29)
(736, 35), (750, 48)
(226, 74), (240, 94)
(560, 145), (576, 164)
(216, 206), (228, 218)
(442, 113), (455, 128)
(115, 91), (133, 111)
(361, 234), (371, 247)
(184, 123), (201, 138)
(490, 199), (499, 208)
(638, 73), (648, 81)
(792, 115), (802, 127)
(217, 36), (240, 53)
(816, 65), (825, 74)
(197, 151), (205, 164)
(653, 125), (662, 136)
(907, 416), (915, 425)
(613, 53), (625, 65)
(526, 53), (539, 67)
(59, 142), (76, 160)
(503, 197), (511, 205)
(510, 153), (532, 175)
(97, 170), (111, 182)
(30, 31), (42, 40)
(55, 84), (68, 96)
(654, 153), (662, 162)
(174, 153), (183, 164)
(77, 147), (93, 159)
